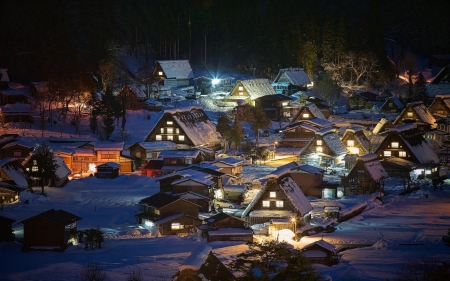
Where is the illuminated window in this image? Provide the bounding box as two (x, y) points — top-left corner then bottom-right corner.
(303, 113), (309, 118)
(167, 121), (173, 125)
(317, 140), (322, 145)
(32, 166), (38, 172)
(158, 71), (163, 76)
(391, 142), (399, 148)
(33, 160), (37, 165)
(171, 223), (181, 230)
(399, 151), (406, 157)
(262, 201), (270, 207)
(282, 102), (288, 106)
(136, 151), (141, 158)
(270, 192), (276, 198)
(239, 92), (243, 96)
(238, 86), (243, 91)
(316, 146), (323, 153)
(154, 209), (160, 215)
(160, 128), (164, 133)
(426, 170), (431, 175)
(167, 128), (173, 134)
(276, 201), (284, 208)
(167, 135), (173, 141)
(179, 135), (185, 141)
(347, 140), (355, 147)
(176, 128), (179, 134)
(156, 135), (162, 140)
(407, 112), (413, 117)
(384, 151), (391, 157)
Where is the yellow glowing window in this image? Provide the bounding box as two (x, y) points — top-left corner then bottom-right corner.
(316, 147), (323, 153)
(167, 135), (173, 141)
(239, 92), (243, 96)
(276, 201), (284, 208)
(238, 86), (243, 91)
(407, 112), (413, 117)
(384, 151), (391, 157)
(179, 135), (185, 141)
(317, 140), (322, 145)
(167, 128), (173, 134)
(399, 151), (406, 157)
(171, 223), (181, 230)
(303, 113), (309, 118)
(160, 128), (164, 133)
(156, 135), (162, 140)
(391, 142), (399, 148)
(270, 192), (276, 198)
(347, 140), (355, 147)
(158, 71), (163, 76)
(262, 201), (270, 207)
(167, 121), (173, 125)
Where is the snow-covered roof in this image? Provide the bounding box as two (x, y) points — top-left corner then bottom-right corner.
(279, 176), (313, 216)
(427, 66), (450, 98)
(1, 89), (28, 96)
(72, 148), (95, 156)
(223, 185), (246, 192)
(304, 103), (326, 119)
(161, 106), (221, 147)
(385, 96), (404, 110)
(265, 162), (298, 179)
(322, 132), (348, 156)
(159, 149), (200, 158)
(363, 158), (389, 181)
(273, 68), (311, 85)
(179, 245), (212, 272)
(395, 102), (436, 126)
(316, 127), (336, 136)
(94, 142), (124, 151)
(0, 158), (29, 188)
(3, 140), (35, 149)
(230, 79), (276, 100)
(212, 157), (243, 166)
(154, 213), (185, 225)
(131, 141), (177, 151)
(358, 153), (378, 162)
(174, 191), (211, 201)
(295, 164), (324, 174)
(157, 60), (194, 79)
(54, 156), (71, 180)
(305, 118), (333, 128)
(302, 239), (336, 253)
(171, 176), (215, 186)
(96, 162), (121, 169)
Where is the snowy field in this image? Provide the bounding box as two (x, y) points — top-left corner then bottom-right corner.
(1, 170), (450, 280)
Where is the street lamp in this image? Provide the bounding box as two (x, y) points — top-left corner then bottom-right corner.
(291, 217), (297, 240)
(273, 141), (278, 159)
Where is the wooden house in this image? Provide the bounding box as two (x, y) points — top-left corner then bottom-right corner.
(175, 191), (212, 213)
(128, 141), (177, 168)
(150, 60), (194, 87)
(141, 158), (164, 177)
(1, 140), (34, 162)
(95, 162), (121, 179)
(380, 96), (404, 113)
(291, 103), (327, 122)
(158, 149), (203, 174)
(375, 124), (440, 178)
(0, 185), (20, 204)
(0, 158), (32, 189)
(136, 192), (202, 236)
(289, 164), (325, 198)
(0, 215), (15, 242)
(348, 91), (379, 110)
(144, 106), (222, 150)
(225, 79), (276, 106)
(340, 126), (370, 158)
(241, 162), (312, 237)
(198, 212), (252, 242)
(280, 118), (332, 148)
(300, 128), (348, 166)
(393, 101), (436, 132)
(193, 70), (235, 95)
(255, 94), (297, 121)
(52, 156), (71, 187)
(271, 68), (311, 95)
(20, 209), (82, 252)
(171, 173), (216, 198)
(301, 240), (338, 266)
(172, 245), (236, 281)
(427, 66), (450, 105)
(0, 103), (32, 123)
(341, 154), (388, 196)
(70, 142), (133, 175)
(211, 157), (243, 176)
(428, 94), (450, 120)
(29, 81), (49, 97)
(0, 88), (29, 106)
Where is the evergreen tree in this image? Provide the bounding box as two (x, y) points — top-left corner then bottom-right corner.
(87, 92), (101, 134)
(30, 143), (59, 195)
(100, 87), (116, 140)
(249, 102), (272, 149)
(414, 71), (427, 102)
(334, 16), (347, 64)
(321, 18), (335, 64)
(216, 114), (233, 154)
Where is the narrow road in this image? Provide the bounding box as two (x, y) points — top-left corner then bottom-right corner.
(263, 155), (299, 167)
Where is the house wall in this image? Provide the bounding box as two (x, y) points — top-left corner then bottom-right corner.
(428, 99), (450, 117)
(172, 182), (212, 198)
(22, 219), (67, 251)
(375, 134), (418, 163)
(250, 179), (295, 214)
(211, 217), (246, 229)
(144, 115), (194, 147)
(289, 171), (323, 197)
(160, 200), (199, 218)
(342, 161), (379, 195)
(381, 98), (401, 113)
(0, 187), (18, 203)
(1, 145), (33, 161)
(281, 126), (316, 148)
(292, 108), (315, 122)
(341, 132), (368, 156)
(158, 216), (202, 235)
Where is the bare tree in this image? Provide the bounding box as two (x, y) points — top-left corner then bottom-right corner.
(80, 263), (107, 281)
(126, 268), (144, 281)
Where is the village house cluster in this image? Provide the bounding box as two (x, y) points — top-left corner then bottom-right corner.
(0, 60), (449, 266)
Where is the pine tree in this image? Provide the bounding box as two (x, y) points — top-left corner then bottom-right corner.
(100, 87), (116, 140)
(248, 102), (272, 149)
(414, 71), (427, 102)
(334, 16), (347, 64)
(30, 143), (59, 195)
(321, 18), (335, 64)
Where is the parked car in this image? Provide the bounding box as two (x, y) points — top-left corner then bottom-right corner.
(213, 198), (236, 209)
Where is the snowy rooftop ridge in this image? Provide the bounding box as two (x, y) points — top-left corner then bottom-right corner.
(279, 176), (313, 216)
(179, 245), (212, 272)
(265, 162), (298, 179)
(363, 159), (389, 181)
(322, 133), (348, 156)
(164, 105), (202, 115)
(240, 78), (277, 100)
(305, 103), (326, 119)
(358, 153), (378, 162)
(157, 60), (194, 79)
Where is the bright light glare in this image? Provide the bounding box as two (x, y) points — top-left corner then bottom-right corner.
(145, 221), (154, 227)
(212, 78), (220, 86)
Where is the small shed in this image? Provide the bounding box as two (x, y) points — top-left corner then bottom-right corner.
(0, 215), (15, 241)
(20, 209), (82, 252)
(95, 162), (121, 179)
(301, 239), (338, 266)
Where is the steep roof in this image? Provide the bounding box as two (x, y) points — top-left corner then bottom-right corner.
(395, 101), (436, 126)
(0, 158), (30, 188)
(228, 79), (276, 100)
(294, 164), (324, 174)
(256, 94), (295, 101)
(356, 154), (389, 181)
(129, 141), (177, 151)
(273, 68), (311, 85)
(292, 103), (327, 121)
(321, 132), (348, 156)
(205, 212), (246, 224)
(212, 157), (243, 166)
(19, 209), (82, 225)
(157, 60), (194, 79)
(96, 162), (121, 169)
(427, 66), (450, 98)
(54, 156), (71, 180)
(139, 192), (184, 208)
(302, 239), (336, 253)
(159, 149), (200, 158)
(94, 142), (124, 151)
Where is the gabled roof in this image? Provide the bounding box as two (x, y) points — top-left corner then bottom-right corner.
(143, 158), (164, 170)
(394, 101), (436, 127)
(19, 209), (82, 225)
(174, 191), (211, 201)
(94, 142), (124, 151)
(2, 140), (35, 149)
(353, 154), (389, 181)
(212, 157), (243, 167)
(129, 141), (178, 151)
(256, 94), (295, 101)
(229, 79), (276, 100)
(0, 89), (29, 96)
(159, 149), (200, 158)
(382, 96), (404, 110)
(205, 212), (246, 224)
(54, 156), (71, 180)
(139, 192), (191, 208)
(0, 103), (31, 113)
(302, 239), (336, 253)
(171, 176), (215, 186)
(272, 68), (311, 85)
(427, 66), (450, 97)
(156, 60), (194, 79)
(294, 164), (324, 174)
(292, 103), (326, 121)
(96, 162), (121, 169)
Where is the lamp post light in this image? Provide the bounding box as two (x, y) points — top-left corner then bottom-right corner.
(291, 217), (297, 240)
(273, 141), (278, 159)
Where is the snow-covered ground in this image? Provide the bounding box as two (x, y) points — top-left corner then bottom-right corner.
(2, 168), (450, 280)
